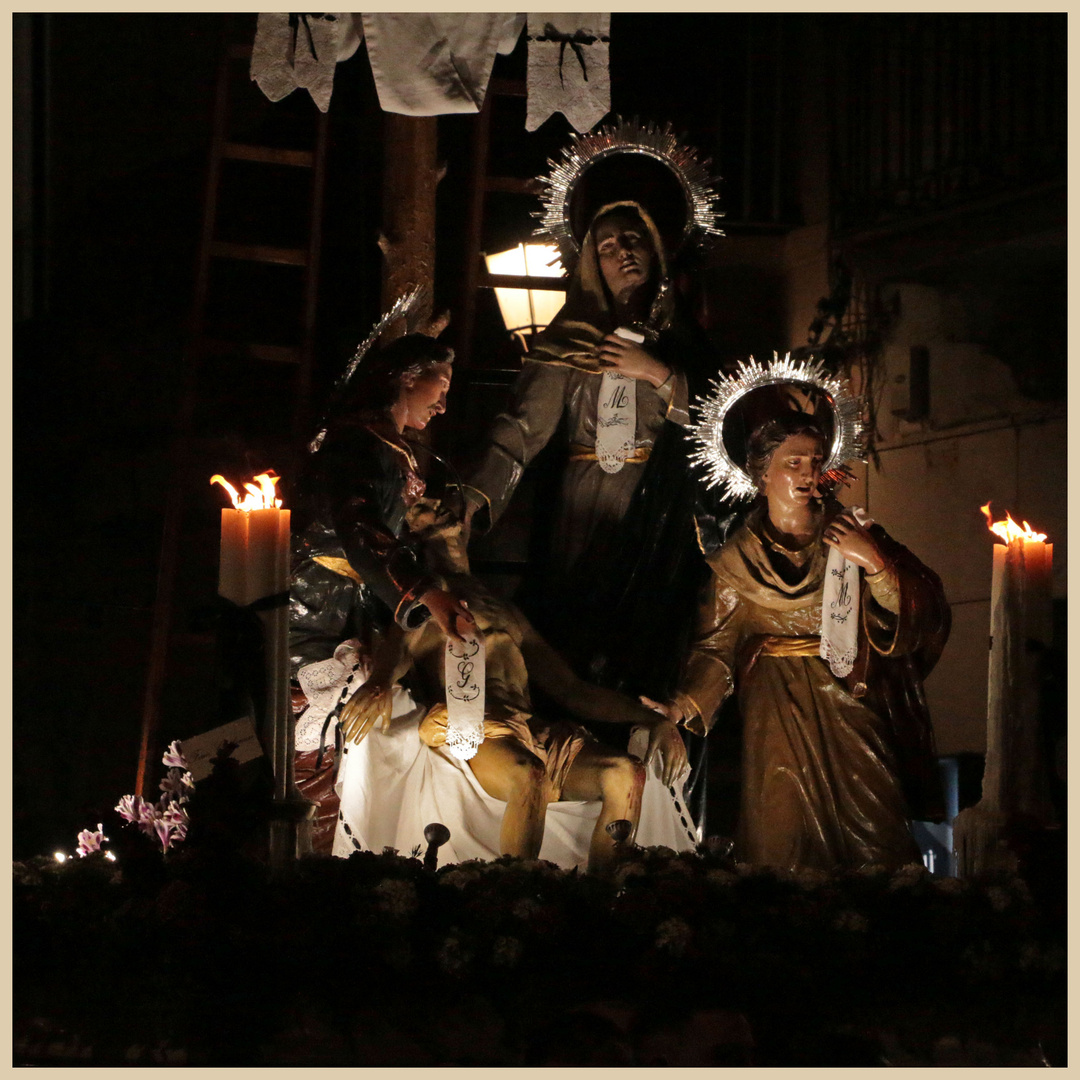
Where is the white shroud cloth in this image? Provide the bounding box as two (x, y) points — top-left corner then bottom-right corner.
(250, 13), (362, 113)
(332, 687), (697, 867)
(361, 13), (525, 116)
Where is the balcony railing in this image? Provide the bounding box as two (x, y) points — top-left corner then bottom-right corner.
(829, 14), (1066, 236)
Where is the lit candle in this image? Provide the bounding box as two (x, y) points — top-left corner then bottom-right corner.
(211, 472), (293, 803)
(954, 504), (1054, 877)
(982, 504), (1053, 819)
(211, 473), (290, 607)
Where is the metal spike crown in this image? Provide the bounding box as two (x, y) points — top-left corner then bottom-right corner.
(688, 353), (867, 502)
(308, 286), (429, 453)
(531, 116), (725, 267)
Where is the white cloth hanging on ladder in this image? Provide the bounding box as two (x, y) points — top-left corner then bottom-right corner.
(526, 13), (610, 133)
(360, 13), (525, 116)
(250, 13), (362, 113)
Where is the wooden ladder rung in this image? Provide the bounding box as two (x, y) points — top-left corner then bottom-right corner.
(201, 338), (304, 365)
(209, 241), (309, 267)
(222, 142), (315, 168)
(489, 77), (527, 97)
(485, 175), (544, 195)
(480, 271), (569, 291)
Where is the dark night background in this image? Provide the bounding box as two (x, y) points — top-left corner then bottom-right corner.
(13, 14), (1066, 860)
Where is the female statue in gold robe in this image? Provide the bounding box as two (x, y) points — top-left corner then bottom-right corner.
(652, 412), (950, 871)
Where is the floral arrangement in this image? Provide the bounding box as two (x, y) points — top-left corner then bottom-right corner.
(13, 825), (1065, 1067)
(113, 741), (193, 852)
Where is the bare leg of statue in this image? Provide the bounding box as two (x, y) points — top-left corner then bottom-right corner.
(466, 737), (548, 859)
(560, 746), (646, 873)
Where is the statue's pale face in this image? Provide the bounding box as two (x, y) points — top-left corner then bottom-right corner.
(398, 362), (453, 431)
(593, 213), (656, 300)
(761, 433), (825, 513)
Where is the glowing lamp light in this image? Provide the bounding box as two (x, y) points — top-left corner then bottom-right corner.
(105, 851), (117, 862)
(484, 243), (566, 346)
(54, 851), (67, 863)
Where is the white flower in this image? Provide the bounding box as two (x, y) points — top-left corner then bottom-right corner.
(492, 936), (522, 967)
(705, 868), (738, 888)
(383, 941), (412, 970)
(161, 741), (188, 770)
(791, 866), (829, 890)
(833, 909), (869, 933)
(437, 935), (472, 975)
(655, 917), (692, 955)
(613, 861), (647, 886)
(440, 867), (482, 891)
(374, 878), (418, 918)
(647, 846), (679, 860)
(1007, 876), (1033, 905)
(511, 897), (541, 921)
(735, 861), (777, 879)
(517, 858), (561, 877)
(887, 862), (929, 890)
(932, 875), (966, 895)
(76, 824), (105, 857)
(854, 864), (890, 880)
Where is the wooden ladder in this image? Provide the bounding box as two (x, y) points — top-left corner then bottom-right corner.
(456, 77), (567, 372)
(135, 42), (329, 795)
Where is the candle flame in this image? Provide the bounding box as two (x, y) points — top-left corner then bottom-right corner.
(980, 502), (1047, 544)
(211, 471), (282, 510)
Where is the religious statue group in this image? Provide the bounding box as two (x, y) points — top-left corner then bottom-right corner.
(286, 126), (950, 876)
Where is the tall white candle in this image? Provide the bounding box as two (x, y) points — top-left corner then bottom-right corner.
(218, 509), (249, 605)
(983, 522), (1053, 820)
(213, 474), (293, 804)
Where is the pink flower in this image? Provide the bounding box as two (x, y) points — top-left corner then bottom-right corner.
(115, 794), (154, 826)
(152, 815), (175, 850)
(160, 772), (187, 799)
(162, 740), (188, 770)
(161, 803), (190, 829)
(155, 802), (190, 849)
(76, 824), (105, 857)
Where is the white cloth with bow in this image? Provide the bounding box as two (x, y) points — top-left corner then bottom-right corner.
(526, 13), (610, 133)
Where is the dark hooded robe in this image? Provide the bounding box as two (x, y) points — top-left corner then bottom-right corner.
(465, 201), (735, 828)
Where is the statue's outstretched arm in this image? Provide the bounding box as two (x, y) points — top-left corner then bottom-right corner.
(518, 617), (688, 786)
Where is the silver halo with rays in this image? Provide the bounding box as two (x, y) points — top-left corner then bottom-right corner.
(308, 285), (430, 453)
(688, 353), (867, 502)
(531, 116), (725, 267)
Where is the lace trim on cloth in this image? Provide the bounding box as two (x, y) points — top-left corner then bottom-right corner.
(819, 507), (873, 679)
(295, 640), (369, 751)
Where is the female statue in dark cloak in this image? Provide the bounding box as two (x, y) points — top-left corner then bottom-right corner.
(288, 332), (474, 850)
(465, 201), (734, 829)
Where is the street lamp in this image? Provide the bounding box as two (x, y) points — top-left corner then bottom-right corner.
(484, 242), (566, 349)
